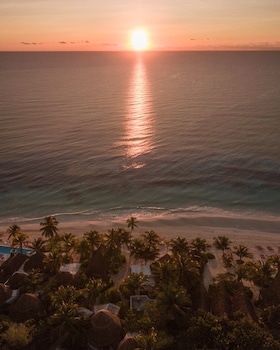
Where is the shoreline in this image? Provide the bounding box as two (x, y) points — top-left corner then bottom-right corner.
(0, 213), (279, 250)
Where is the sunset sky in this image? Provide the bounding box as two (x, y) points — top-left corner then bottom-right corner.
(1, 0), (280, 51)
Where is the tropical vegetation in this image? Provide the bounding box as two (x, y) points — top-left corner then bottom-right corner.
(0, 217), (279, 349)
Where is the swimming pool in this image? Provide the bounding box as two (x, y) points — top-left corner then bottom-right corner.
(0, 245), (32, 255)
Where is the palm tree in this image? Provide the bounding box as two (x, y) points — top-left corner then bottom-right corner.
(83, 278), (105, 309)
(213, 236), (232, 255)
(40, 216), (59, 239)
(129, 238), (159, 264)
(23, 268), (46, 293)
(232, 245), (252, 264)
(136, 328), (164, 350)
(51, 285), (82, 309)
(27, 237), (47, 253)
(105, 228), (123, 252)
(151, 260), (178, 287)
(173, 253), (201, 289)
(155, 283), (191, 322)
(126, 216), (138, 232)
(83, 230), (102, 253)
(7, 224), (21, 240)
(143, 230), (161, 246)
(48, 301), (89, 350)
(12, 232), (29, 253)
(118, 227), (132, 250)
(246, 259), (276, 289)
(61, 233), (78, 263)
(233, 262), (250, 282)
(129, 238), (146, 262)
(43, 248), (65, 275)
(169, 236), (189, 257)
(120, 272), (149, 297)
(76, 238), (91, 264)
(191, 237), (210, 254)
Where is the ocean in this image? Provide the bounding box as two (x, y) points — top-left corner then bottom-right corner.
(0, 51), (279, 231)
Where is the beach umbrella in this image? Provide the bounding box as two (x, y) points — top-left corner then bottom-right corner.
(9, 293), (44, 322)
(88, 309), (125, 349)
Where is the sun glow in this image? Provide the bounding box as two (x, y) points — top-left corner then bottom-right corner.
(131, 29), (149, 51)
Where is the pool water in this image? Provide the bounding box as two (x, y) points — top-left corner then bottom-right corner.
(0, 245), (31, 255)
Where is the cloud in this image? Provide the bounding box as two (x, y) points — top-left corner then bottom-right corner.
(21, 41), (43, 45)
(65, 40), (90, 44)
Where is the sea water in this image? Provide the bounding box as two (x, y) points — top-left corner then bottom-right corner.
(0, 51), (279, 228)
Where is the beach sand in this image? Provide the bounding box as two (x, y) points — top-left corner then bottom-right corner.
(1, 214), (279, 289)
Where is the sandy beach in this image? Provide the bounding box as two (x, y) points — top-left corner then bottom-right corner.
(0, 214), (279, 296)
(1, 214), (280, 247)
(1, 214), (279, 260)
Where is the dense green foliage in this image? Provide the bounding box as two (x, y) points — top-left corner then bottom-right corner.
(0, 218), (279, 349)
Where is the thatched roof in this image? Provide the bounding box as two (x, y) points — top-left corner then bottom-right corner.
(117, 336), (138, 350)
(232, 282), (258, 322)
(0, 253), (29, 283)
(0, 283), (12, 305)
(150, 254), (171, 271)
(9, 293), (44, 322)
(86, 244), (110, 281)
(260, 271), (280, 308)
(24, 252), (46, 272)
(190, 279), (211, 312)
(210, 281), (233, 319)
(7, 272), (28, 290)
(88, 309), (125, 348)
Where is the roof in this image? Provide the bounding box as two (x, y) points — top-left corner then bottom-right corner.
(6, 272), (28, 290)
(0, 253), (29, 283)
(117, 336), (138, 350)
(24, 252), (46, 272)
(9, 293), (44, 322)
(130, 265), (151, 275)
(232, 282), (258, 322)
(210, 281), (233, 319)
(130, 295), (154, 311)
(190, 279), (211, 312)
(60, 262), (81, 275)
(150, 254), (172, 271)
(94, 303), (120, 315)
(86, 245), (110, 281)
(88, 309), (125, 348)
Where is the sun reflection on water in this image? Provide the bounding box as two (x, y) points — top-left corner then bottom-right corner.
(125, 56), (153, 168)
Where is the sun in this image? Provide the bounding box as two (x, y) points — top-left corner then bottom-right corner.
(131, 29), (149, 51)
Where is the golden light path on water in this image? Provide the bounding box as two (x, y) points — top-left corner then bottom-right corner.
(125, 56), (153, 169)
